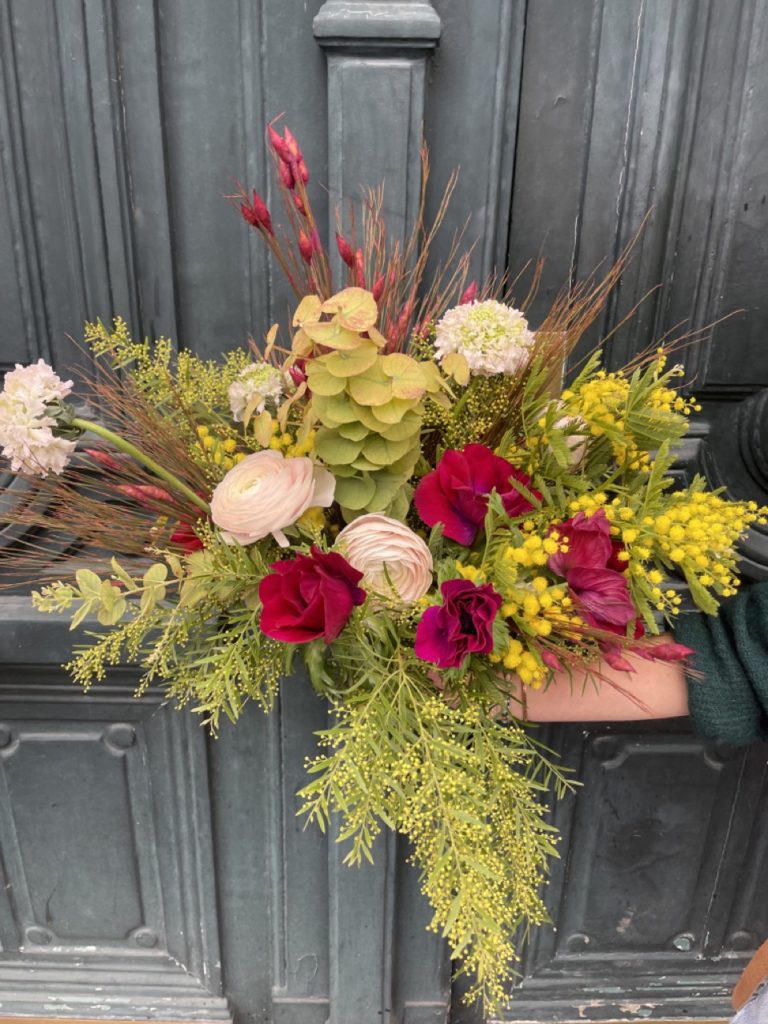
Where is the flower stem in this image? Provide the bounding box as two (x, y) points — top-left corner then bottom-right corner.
(71, 418), (209, 514)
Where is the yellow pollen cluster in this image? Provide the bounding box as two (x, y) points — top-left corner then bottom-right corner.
(495, 581), (580, 688)
(268, 422), (317, 457)
(455, 562), (484, 582)
(195, 424), (245, 471)
(503, 531), (568, 568)
(643, 492), (768, 605)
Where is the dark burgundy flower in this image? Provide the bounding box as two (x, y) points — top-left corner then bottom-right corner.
(414, 579), (502, 669)
(568, 567), (637, 629)
(259, 546), (366, 644)
(548, 509), (613, 576)
(414, 444), (541, 546)
(170, 518), (204, 554)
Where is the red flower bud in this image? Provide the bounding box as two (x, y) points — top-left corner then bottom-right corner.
(283, 126), (302, 162)
(354, 248), (365, 288)
(278, 159), (295, 190)
(268, 123), (292, 162)
(289, 361), (307, 386)
(296, 158), (310, 184)
(241, 190), (273, 235)
(372, 274), (386, 302)
(298, 230), (313, 264)
(293, 192), (307, 216)
(85, 447), (125, 472)
(460, 280), (478, 305)
(117, 483), (174, 508)
(336, 232), (355, 268)
(396, 299), (414, 335)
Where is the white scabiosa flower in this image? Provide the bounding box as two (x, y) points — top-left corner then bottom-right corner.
(0, 360), (77, 476)
(228, 363), (284, 422)
(434, 300), (535, 377)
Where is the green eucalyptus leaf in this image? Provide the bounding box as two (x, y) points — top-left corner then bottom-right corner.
(366, 395), (418, 424)
(320, 287), (377, 332)
(306, 362), (347, 397)
(75, 569), (102, 601)
(314, 428), (364, 464)
(323, 340), (379, 378)
(347, 364), (393, 407)
(303, 320), (362, 351)
(334, 474), (377, 511)
(361, 433), (414, 466)
(336, 420), (371, 442)
(380, 352), (428, 399)
(378, 411), (422, 442)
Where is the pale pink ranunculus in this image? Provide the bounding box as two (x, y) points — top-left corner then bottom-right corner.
(335, 513), (433, 604)
(210, 450), (335, 547)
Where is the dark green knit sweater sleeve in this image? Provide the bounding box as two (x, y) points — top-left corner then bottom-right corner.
(674, 581), (768, 746)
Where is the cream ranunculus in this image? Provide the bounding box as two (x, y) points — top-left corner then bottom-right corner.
(335, 513), (433, 604)
(211, 450), (335, 547)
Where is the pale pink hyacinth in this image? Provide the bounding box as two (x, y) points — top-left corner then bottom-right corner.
(0, 360), (77, 476)
(434, 300), (535, 377)
(210, 450), (335, 547)
(335, 513), (433, 604)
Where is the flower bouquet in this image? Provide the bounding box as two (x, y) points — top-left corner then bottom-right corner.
(0, 125), (764, 1010)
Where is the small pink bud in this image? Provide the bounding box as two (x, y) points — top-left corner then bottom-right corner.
(298, 230), (313, 264)
(278, 159), (295, 190)
(336, 232), (355, 268)
(460, 280), (478, 305)
(601, 645), (636, 673)
(283, 127), (302, 161)
(268, 123), (292, 162)
(293, 193), (307, 216)
(289, 362), (307, 386)
(241, 190), (273, 235)
(396, 299), (414, 332)
(372, 275), (386, 302)
(541, 650), (563, 672)
(296, 158), (309, 184)
(117, 483), (174, 507)
(635, 641), (694, 662)
(85, 447), (124, 472)
(354, 248), (365, 288)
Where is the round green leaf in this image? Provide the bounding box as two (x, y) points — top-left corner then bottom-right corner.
(350, 454), (382, 471)
(312, 392), (359, 425)
(367, 395), (418, 424)
(337, 420), (370, 441)
(303, 320), (362, 351)
(379, 411), (422, 442)
(381, 353), (428, 399)
(347, 364), (393, 407)
(321, 287), (378, 332)
(367, 473), (406, 511)
(361, 433), (414, 466)
(334, 474), (377, 511)
(323, 340), (380, 379)
(314, 428), (364, 465)
(292, 294), (322, 327)
(306, 362), (347, 397)
(440, 352), (470, 387)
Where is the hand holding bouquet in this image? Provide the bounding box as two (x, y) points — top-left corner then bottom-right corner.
(1, 125), (764, 1010)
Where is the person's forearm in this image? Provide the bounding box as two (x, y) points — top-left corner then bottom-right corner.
(518, 636), (689, 722)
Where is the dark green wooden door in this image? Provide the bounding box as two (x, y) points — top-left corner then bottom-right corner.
(1, 2), (767, 1021)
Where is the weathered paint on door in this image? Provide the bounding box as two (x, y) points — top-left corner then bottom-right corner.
(1, 2), (767, 1021)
